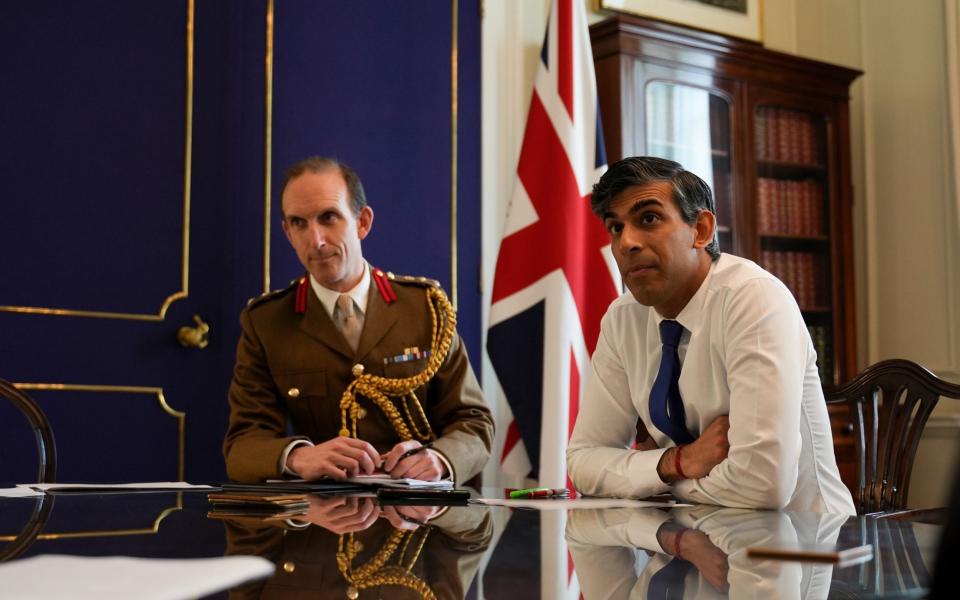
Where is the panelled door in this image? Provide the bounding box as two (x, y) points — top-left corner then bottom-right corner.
(0, 0), (480, 485)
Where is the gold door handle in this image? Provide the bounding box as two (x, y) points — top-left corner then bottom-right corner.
(177, 315), (210, 349)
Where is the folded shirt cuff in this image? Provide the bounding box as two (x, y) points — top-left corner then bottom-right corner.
(279, 439), (315, 476)
(429, 448), (455, 482)
(631, 447), (672, 498)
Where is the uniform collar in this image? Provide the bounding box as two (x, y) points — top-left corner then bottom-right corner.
(309, 264), (371, 319)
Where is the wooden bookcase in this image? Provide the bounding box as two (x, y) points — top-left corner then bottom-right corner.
(590, 15), (862, 487)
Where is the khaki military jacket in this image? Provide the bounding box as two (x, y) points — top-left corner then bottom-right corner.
(223, 270), (493, 484)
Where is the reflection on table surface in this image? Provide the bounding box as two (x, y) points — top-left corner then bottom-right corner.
(0, 489), (942, 598)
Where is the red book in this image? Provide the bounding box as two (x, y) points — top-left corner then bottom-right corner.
(758, 178), (771, 233)
(766, 107), (780, 160)
(776, 180), (786, 233)
(755, 108), (767, 159)
(812, 182), (824, 235)
(788, 180), (801, 235)
(802, 180), (812, 235)
(777, 109), (791, 162)
(789, 251), (800, 299)
(788, 111), (802, 163)
(801, 114), (814, 164)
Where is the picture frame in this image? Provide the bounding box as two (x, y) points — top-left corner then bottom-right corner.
(598, 0), (763, 42)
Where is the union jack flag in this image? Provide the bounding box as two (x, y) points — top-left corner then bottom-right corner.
(487, 0), (619, 490)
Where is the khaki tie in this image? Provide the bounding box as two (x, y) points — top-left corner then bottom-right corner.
(336, 294), (363, 352)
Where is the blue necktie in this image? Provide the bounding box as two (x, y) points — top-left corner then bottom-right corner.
(649, 320), (695, 444)
(648, 556), (694, 600)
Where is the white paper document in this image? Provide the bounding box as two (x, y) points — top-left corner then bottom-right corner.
(0, 486), (45, 498)
(0, 554), (274, 599)
(18, 482), (216, 493)
(270, 475), (454, 489)
(473, 497), (688, 510)
(345, 474), (454, 489)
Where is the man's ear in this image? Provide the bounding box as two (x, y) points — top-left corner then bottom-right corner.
(692, 210), (716, 249)
(357, 206), (374, 240)
(281, 216), (293, 244)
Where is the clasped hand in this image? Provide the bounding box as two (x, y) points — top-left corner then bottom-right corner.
(649, 415), (730, 482)
(301, 496), (441, 534)
(286, 438), (447, 481)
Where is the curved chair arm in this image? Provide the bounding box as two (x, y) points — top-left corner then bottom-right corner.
(0, 494), (55, 561)
(0, 378), (57, 483)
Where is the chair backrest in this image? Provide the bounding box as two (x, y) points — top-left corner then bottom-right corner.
(825, 359), (960, 514)
(0, 378), (56, 483)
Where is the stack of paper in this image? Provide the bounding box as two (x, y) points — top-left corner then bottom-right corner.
(207, 492), (309, 521)
(344, 474), (454, 489)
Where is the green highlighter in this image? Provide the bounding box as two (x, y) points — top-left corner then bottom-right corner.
(509, 487), (570, 499)
(509, 487), (549, 499)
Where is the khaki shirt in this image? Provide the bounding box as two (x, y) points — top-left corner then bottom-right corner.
(223, 273), (493, 484)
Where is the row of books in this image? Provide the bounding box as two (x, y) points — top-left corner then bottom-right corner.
(757, 177), (825, 236)
(808, 325), (833, 385)
(761, 250), (826, 310)
(755, 106), (821, 164)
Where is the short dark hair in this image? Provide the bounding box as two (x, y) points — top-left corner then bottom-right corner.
(591, 156), (720, 261)
(280, 156), (367, 216)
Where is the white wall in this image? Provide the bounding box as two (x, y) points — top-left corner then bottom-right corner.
(764, 0), (960, 508)
(481, 0), (960, 506)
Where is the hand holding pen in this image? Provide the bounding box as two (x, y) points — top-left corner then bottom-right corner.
(381, 441), (446, 481)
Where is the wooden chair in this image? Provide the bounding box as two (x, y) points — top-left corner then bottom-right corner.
(826, 359), (960, 514)
(0, 378), (56, 483)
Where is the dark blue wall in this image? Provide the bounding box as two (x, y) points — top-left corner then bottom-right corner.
(0, 0), (481, 483)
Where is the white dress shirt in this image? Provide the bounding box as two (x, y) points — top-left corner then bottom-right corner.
(566, 505), (845, 599)
(567, 254), (855, 514)
(309, 266), (371, 321)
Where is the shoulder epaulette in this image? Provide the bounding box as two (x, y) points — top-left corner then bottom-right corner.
(386, 272), (441, 288)
(245, 278), (300, 309)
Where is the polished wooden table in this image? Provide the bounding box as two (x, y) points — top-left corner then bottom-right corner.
(0, 490), (942, 598)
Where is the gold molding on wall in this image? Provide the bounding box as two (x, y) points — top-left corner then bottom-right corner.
(264, 1), (460, 302)
(13, 383), (185, 481)
(263, 0), (275, 294)
(450, 0), (459, 310)
(0, 496), (182, 542)
(0, 0), (194, 322)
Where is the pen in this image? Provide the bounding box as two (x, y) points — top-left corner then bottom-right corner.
(378, 443), (434, 469)
(395, 442), (433, 463)
(509, 487), (549, 499)
(526, 488), (570, 499)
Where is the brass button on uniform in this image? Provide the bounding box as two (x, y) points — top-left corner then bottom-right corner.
(357, 407), (367, 419)
(287, 387), (300, 398)
(283, 561), (295, 573)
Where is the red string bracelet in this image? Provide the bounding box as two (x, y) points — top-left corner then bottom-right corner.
(674, 444), (688, 480)
(674, 527), (688, 559)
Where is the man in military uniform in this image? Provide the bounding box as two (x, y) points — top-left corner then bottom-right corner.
(224, 156), (493, 484)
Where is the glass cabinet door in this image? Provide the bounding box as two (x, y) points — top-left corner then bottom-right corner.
(645, 81), (734, 253)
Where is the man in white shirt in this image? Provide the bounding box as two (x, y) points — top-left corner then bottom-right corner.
(567, 156), (854, 514)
